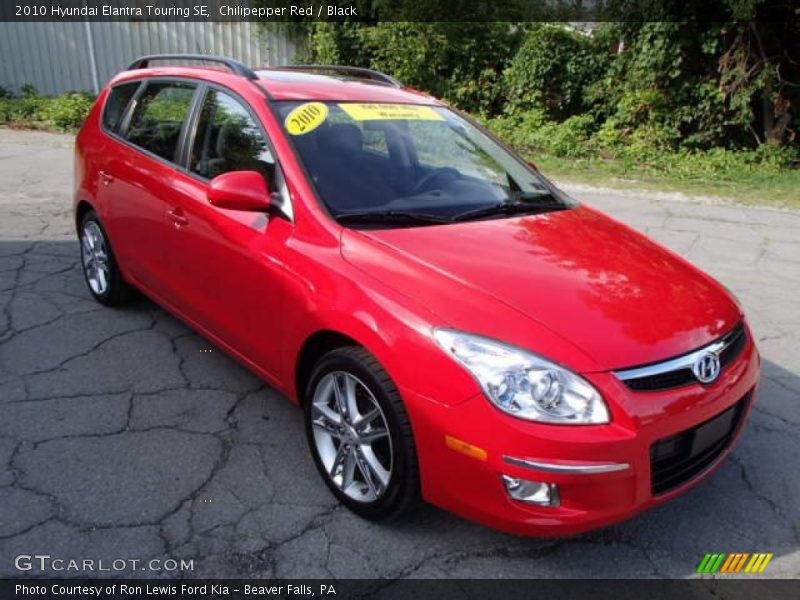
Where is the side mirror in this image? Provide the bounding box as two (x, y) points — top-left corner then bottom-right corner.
(208, 171), (271, 212)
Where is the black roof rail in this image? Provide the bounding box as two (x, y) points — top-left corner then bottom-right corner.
(127, 54), (258, 80)
(274, 65), (403, 88)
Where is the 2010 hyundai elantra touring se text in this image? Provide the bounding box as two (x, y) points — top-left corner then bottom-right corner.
(73, 55), (760, 536)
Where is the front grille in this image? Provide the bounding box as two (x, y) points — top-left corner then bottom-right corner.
(625, 369), (695, 391)
(650, 392), (750, 495)
(719, 324), (747, 368)
(617, 322), (747, 392)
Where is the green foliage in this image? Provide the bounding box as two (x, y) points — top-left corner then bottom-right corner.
(289, 13), (798, 153)
(489, 111), (596, 158)
(503, 24), (610, 119)
(300, 22), (521, 115)
(20, 83), (38, 97)
(486, 113), (799, 186)
(0, 89), (94, 132)
(39, 93), (94, 131)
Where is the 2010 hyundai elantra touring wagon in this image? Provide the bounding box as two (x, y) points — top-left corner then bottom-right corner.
(73, 55), (760, 536)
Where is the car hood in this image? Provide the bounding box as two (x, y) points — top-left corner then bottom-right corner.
(341, 205), (741, 371)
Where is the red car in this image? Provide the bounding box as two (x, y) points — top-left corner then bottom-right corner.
(73, 55), (759, 536)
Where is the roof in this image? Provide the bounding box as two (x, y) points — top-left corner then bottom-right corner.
(254, 69), (439, 104)
(113, 60), (440, 106)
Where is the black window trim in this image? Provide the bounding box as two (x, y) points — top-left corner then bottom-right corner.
(101, 76), (200, 169)
(122, 78), (200, 165)
(182, 81), (275, 183)
(182, 81), (293, 220)
(99, 75), (293, 221)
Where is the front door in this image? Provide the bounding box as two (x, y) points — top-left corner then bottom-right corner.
(162, 86), (293, 378)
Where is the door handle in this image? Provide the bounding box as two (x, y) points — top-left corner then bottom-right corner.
(99, 171), (114, 186)
(167, 207), (189, 229)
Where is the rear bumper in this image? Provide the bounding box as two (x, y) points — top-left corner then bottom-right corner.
(403, 333), (760, 537)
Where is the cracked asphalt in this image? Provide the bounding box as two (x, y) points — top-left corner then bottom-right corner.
(0, 129), (798, 579)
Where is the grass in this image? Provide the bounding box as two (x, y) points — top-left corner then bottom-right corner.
(532, 154), (800, 210)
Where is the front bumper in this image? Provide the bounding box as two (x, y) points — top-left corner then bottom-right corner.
(402, 331), (760, 537)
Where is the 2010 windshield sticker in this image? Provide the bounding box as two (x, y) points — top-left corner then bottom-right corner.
(338, 103), (444, 121)
(285, 102), (329, 135)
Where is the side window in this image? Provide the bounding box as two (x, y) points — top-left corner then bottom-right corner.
(125, 82), (195, 162)
(102, 82), (139, 132)
(189, 89), (274, 181)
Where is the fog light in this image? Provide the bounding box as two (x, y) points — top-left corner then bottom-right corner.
(502, 475), (560, 507)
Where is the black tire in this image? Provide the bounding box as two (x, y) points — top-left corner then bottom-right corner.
(79, 211), (133, 306)
(304, 346), (421, 520)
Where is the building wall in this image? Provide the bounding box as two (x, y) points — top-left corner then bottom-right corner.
(0, 21), (296, 95)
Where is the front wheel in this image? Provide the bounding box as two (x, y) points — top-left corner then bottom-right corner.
(304, 346), (421, 520)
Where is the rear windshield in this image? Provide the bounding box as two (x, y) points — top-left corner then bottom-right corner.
(276, 101), (570, 225)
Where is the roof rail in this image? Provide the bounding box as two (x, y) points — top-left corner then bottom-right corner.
(274, 65), (403, 88)
(127, 54), (258, 80)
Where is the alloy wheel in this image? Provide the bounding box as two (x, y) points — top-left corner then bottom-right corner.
(310, 371), (393, 502)
(81, 220), (111, 296)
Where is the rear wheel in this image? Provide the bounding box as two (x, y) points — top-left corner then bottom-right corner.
(79, 211), (133, 306)
(304, 346), (421, 520)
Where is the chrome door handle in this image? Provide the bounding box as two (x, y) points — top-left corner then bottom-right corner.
(99, 171), (114, 186)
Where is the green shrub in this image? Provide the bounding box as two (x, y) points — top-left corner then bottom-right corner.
(487, 111), (596, 158)
(0, 94), (44, 126)
(485, 109), (549, 151)
(38, 93), (94, 131)
(487, 108), (799, 186)
(503, 24), (610, 119)
(0, 90), (94, 132)
(299, 22), (521, 115)
(652, 145), (799, 180)
(20, 84), (38, 97)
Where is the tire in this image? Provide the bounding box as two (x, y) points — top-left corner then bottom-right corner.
(304, 346), (421, 520)
(79, 210), (133, 306)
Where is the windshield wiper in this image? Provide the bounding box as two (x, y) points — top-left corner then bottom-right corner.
(336, 210), (451, 226)
(452, 193), (564, 222)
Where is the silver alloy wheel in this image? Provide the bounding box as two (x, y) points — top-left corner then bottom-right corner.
(81, 221), (110, 296)
(311, 371), (393, 502)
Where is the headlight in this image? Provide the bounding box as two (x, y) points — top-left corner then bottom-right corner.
(433, 328), (609, 424)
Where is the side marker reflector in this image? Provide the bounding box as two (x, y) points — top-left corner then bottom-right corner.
(445, 435), (487, 461)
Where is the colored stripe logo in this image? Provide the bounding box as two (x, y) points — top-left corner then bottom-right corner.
(697, 553), (773, 574)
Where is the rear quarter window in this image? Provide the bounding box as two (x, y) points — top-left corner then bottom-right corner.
(102, 82), (140, 133)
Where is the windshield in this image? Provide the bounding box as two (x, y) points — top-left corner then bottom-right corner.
(276, 101), (573, 226)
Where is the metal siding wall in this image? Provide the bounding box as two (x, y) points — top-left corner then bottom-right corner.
(0, 21), (295, 94)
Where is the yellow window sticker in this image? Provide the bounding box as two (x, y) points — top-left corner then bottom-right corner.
(338, 103), (444, 122)
(285, 102), (329, 135)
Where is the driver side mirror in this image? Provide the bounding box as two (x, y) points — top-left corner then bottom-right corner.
(208, 171), (271, 212)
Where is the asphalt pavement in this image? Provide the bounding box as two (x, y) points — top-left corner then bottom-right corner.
(0, 129), (798, 579)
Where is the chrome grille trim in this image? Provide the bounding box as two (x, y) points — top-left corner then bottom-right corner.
(614, 323), (745, 388)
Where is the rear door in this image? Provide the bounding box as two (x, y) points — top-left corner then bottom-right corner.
(100, 79), (198, 295)
(160, 84), (293, 378)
